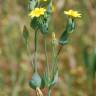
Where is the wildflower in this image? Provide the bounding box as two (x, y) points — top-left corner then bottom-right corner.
(29, 8), (46, 18)
(64, 10), (81, 18)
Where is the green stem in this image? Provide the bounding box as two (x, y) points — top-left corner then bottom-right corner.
(52, 40), (58, 76)
(34, 30), (39, 73)
(87, 73), (94, 96)
(44, 35), (49, 78)
(57, 45), (63, 57)
(48, 88), (51, 96)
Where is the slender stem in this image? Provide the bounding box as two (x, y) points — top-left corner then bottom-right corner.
(26, 38), (34, 69)
(57, 45), (63, 57)
(87, 72), (94, 96)
(52, 40), (58, 76)
(48, 88), (51, 96)
(34, 30), (39, 73)
(44, 35), (49, 78)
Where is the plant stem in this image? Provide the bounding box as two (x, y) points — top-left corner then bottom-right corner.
(48, 88), (51, 96)
(57, 45), (63, 57)
(34, 30), (39, 73)
(52, 39), (58, 76)
(44, 35), (49, 78)
(87, 73), (94, 96)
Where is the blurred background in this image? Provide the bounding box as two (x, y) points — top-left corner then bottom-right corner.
(0, 0), (96, 96)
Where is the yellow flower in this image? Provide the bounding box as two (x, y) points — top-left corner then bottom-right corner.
(64, 10), (81, 18)
(29, 8), (46, 18)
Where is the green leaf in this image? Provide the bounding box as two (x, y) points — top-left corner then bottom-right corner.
(40, 76), (45, 89)
(46, 0), (52, 14)
(93, 48), (96, 71)
(92, 48), (96, 77)
(59, 29), (69, 45)
(50, 70), (58, 87)
(43, 71), (50, 87)
(83, 47), (96, 78)
(23, 25), (29, 48)
(83, 47), (93, 76)
(83, 47), (90, 68)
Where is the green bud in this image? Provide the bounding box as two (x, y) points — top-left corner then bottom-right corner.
(29, 72), (41, 89)
(59, 18), (75, 45)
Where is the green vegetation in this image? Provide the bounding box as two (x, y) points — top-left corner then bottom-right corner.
(0, 0), (96, 96)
